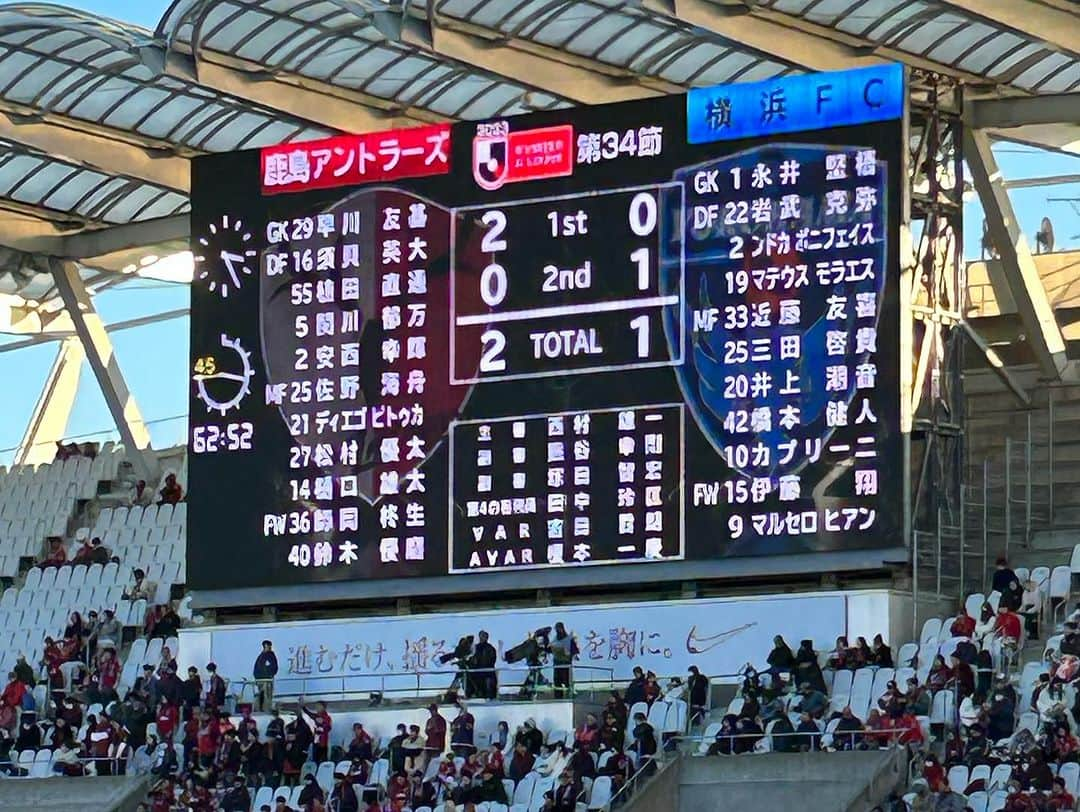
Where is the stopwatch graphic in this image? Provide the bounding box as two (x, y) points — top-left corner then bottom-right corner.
(193, 334), (253, 415)
(194, 214), (256, 298)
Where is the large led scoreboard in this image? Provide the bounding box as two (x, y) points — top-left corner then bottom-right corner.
(188, 66), (906, 595)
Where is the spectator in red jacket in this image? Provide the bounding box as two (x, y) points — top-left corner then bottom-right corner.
(0, 672), (25, 713)
(196, 709), (220, 768)
(994, 605), (1023, 645)
(950, 611), (976, 638)
(1048, 776), (1076, 810)
(156, 697), (178, 743)
(425, 703), (447, 756)
(574, 713), (600, 752)
(98, 649), (121, 696)
(86, 713), (114, 774)
(157, 473), (183, 506)
(38, 537), (67, 569)
(302, 700), (332, 763)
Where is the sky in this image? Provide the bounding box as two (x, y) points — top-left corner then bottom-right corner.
(0, 0), (1077, 465)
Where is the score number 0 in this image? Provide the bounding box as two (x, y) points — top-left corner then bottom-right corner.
(476, 191), (659, 373)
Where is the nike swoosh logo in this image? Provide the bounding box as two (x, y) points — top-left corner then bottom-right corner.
(686, 623), (757, 654)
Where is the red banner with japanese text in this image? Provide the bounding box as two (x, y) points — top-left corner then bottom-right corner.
(261, 123), (451, 195)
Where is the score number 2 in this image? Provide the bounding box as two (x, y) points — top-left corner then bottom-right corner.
(476, 191), (658, 373)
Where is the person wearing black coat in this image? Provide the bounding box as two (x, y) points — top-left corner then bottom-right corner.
(687, 666), (709, 723)
(795, 712), (821, 751)
(766, 636), (796, 678)
(221, 776), (252, 812)
(181, 667), (202, 720)
(770, 714), (798, 753)
(625, 666), (646, 705)
(794, 640), (828, 695)
(253, 641), (279, 712)
(515, 718), (544, 755)
(469, 631), (498, 699)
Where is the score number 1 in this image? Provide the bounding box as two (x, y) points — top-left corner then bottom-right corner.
(476, 191), (659, 373)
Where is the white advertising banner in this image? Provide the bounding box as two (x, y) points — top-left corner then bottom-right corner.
(179, 592), (853, 696)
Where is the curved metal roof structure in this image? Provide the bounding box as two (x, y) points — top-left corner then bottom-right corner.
(0, 0), (1075, 464)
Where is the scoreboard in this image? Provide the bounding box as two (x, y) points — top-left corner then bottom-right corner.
(188, 65), (906, 594)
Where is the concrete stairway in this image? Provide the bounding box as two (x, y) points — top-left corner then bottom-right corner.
(624, 749), (906, 812)
(0, 774), (150, 811)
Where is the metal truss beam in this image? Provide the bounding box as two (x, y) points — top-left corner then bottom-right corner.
(969, 94), (1080, 129)
(643, 0), (882, 72)
(0, 111), (189, 192)
(49, 258), (154, 481)
(0, 307), (189, 354)
(964, 127), (1068, 379)
(408, 15), (669, 104)
(697, 0), (994, 84)
(167, 51), (434, 132)
(14, 336), (84, 466)
(989, 124), (1080, 157)
(934, 0), (1080, 56)
(0, 213), (190, 258)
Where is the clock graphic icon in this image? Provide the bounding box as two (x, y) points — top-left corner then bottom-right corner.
(194, 214), (257, 298)
(193, 334), (253, 415)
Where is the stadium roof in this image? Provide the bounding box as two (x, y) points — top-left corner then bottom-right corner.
(0, 0), (1076, 462)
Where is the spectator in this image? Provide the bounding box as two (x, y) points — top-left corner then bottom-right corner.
(156, 696), (179, 743)
(794, 640), (828, 694)
(468, 630), (497, 700)
(687, 665), (709, 723)
(574, 713), (600, 751)
(826, 636), (850, 670)
(994, 604), (1023, 648)
(253, 640), (278, 711)
(221, 774), (251, 812)
(131, 735), (158, 775)
(1017, 581), (1041, 638)
(551, 622), (576, 698)
(950, 609), (976, 639)
(553, 771), (577, 811)
(906, 677), (930, 716)
(282, 710), (312, 783)
(853, 636), (872, 667)
(643, 672), (660, 705)
(329, 770), (360, 812)
(795, 711), (821, 751)
(1016, 751), (1054, 792)
(450, 701), (474, 756)
(508, 741), (535, 781)
(401, 724), (426, 773)
(625, 666), (646, 705)
(515, 717), (543, 756)
(974, 602), (997, 646)
(794, 682), (827, 719)
(947, 654), (975, 699)
(149, 603), (181, 640)
(869, 634), (893, 667)
(928, 655), (951, 692)
(297, 773), (324, 809)
(630, 712), (657, 761)
(301, 699), (332, 763)
(992, 557), (1019, 600)
(425, 702), (447, 756)
(935, 778), (966, 812)
(125, 568), (157, 602)
(765, 635), (796, 679)
(205, 662), (226, 710)
(346, 722), (373, 762)
(922, 754), (945, 791)
(181, 666), (202, 719)
(51, 740), (85, 776)
(1048, 776), (1076, 810)
(98, 648), (121, 697)
(157, 473), (183, 506)
(833, 706), (863, 751)
(0, 670), (26, 722)
(38, 537), (67, 569)
(15, 712), (40, 751)
(13, 654), (33, 689)
(94, 609), (123, 653)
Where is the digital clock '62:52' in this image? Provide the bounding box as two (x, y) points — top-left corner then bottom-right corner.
(191, 423), (254, 454)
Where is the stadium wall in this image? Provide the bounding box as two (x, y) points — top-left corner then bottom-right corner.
(178, 589), (911, 692)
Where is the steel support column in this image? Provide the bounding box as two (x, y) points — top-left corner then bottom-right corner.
(14, 336), (84, 466)
(963, 127), (1068, 379)
(48, 258), (154, 481)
